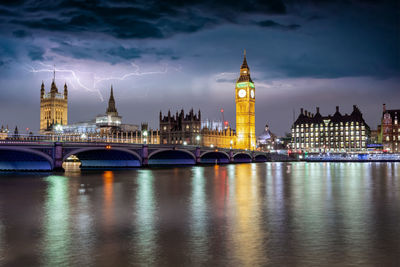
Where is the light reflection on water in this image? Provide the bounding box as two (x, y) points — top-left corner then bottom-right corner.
(0, 163), (399, 266)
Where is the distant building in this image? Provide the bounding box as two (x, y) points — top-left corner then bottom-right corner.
(0, 125), (9, 140)
(40, 71), (68, 132)
(257, 124), (276, 151)
(290, 105), (370, 152)
(378, 104), (400, 152)
(159, 109), (202, 145)
(159, 109), (236, 148)
(48, 85), (159, 144)
(55, 85), (138, 135)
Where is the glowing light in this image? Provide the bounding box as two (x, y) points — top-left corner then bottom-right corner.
(28, 62), (179, 101)
(236, 82), (255, 88)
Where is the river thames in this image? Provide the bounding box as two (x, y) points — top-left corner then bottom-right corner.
(0, 162), (399, 266)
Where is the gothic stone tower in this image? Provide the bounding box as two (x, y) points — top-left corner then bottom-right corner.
(40, 71), (68, 132)
(235, 50), (256, 150)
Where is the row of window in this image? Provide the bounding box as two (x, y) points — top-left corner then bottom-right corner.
(296, 121), (363, 127)
(294, 131), (365, 137)
(293, 126), (365, 132)
(294, 142), (366, 148)
(293, 136), (366, 142)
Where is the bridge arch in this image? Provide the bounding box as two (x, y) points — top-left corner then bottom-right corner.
(254, 154), (268, 162)
(233, 152), (252, 163)
(200, 151), (230, 164)
(0, 147), (53, 170)
(148, 149), (196, 165)
(63, 147), (142, 168)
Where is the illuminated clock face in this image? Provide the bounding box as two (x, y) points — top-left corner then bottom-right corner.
(238, 89), (246, 98)
(250, 89), (255, 98)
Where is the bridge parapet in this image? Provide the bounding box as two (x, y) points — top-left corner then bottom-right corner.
(0, 140), (284, 171)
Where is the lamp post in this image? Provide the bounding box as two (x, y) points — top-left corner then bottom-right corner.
(143, 130), (148, 144)
(196, 135), (200, 146)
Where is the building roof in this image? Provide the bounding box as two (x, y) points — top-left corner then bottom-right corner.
(293, 105), (369, 128)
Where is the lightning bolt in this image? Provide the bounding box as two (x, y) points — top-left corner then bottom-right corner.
(27, 62), (181, 102)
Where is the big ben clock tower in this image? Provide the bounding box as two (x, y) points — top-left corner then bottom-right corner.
(235, 50), (256, 150)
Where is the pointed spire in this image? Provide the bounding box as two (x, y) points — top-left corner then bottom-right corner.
(53, 64), (56, 82)
(241, 49), (249, 69)
(106, 85), (117, 114)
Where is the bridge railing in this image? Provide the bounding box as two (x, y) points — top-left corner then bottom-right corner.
(0, 133), (158, 145)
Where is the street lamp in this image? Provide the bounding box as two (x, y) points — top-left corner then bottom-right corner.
(143, 130), (148, 144)
(196, 135), (200, 146)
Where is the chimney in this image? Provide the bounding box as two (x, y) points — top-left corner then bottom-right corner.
(336, 106), (339, 113)
(316, 107), (320, 114)
(353, 105), (357, 111)
(300, 108), (304, 115)
(383, 103), (386, 112)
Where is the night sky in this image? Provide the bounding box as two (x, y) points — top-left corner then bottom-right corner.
(0, 0), (399, 135)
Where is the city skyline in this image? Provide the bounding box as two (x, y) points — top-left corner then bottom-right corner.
(0, 0), (399, 135)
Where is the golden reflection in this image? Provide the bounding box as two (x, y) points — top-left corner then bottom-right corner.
(231, 164), (266, 265)
(103, 171), (114, 227)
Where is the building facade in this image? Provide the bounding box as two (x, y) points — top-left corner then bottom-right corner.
(291, 105), (370, 152)
(40, 72), (68, 132)
(48, 85), (159, 144)
(378, 104), (400, 152)
(159, 109), (201, 145)
(0, 125), (9, 140)
(159, 109), (236, 147)
(235, 50), (256, 150)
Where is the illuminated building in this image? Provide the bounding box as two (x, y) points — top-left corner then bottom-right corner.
(0, 125), (9, 140)
(40, 71), (68, 132)
(159, 109), (236, 147)
(378, 104), (400, 152)
(291, 105), (370, 152)
(257, 124), (277, 151)
(50, 86), (159, 144)
(235, 50), (256, 150)
(95, 85), (123, 134)
(159, 109), (201, 145)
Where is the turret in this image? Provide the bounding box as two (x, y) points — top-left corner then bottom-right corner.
(64, 83), (68, 99)
(40, 81), (45, 99)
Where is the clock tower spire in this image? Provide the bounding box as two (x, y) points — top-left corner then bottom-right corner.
(235, 50), (256, 150)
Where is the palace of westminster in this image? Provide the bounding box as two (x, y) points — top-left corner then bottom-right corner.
(1, 52), (398, 153)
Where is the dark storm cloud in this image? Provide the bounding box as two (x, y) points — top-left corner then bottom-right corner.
(0, 0), (289, 39)
(12, 29), (31, 38)
(256, 20), (300, 30)
(28, 46), (45, 61)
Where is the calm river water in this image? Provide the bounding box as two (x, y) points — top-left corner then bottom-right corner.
(0, 162), (399, 266)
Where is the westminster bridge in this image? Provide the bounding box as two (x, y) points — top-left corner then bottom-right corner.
(0, 138), (290, 171)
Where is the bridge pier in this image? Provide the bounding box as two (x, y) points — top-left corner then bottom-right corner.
(251, 151), (256, 162)
(195, 147), (201, 164)
(229, 150), (234, 163)
(141, 145), (148, 167)
(53, 142), (64, 172)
